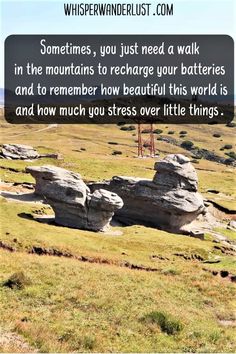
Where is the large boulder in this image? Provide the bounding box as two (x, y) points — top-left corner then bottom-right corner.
(89, 154), (206, 233)
(1, 144), (39, 160)
(26, 165), (123, 231)
(153, 154), (198, 191)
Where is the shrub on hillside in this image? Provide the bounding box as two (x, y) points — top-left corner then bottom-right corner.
(142, 129), (151, 134)
(225, 151), (236, 160)
(120, 125), (136, 131)
(143, 142), (151, 148)
(108, 141), (118, 145)
(213, 133), (221, 138)
(181, 140), (194, 150)
(112, 150), (122, 155)
(83, 336), (96, 350)
(153, 129), (163, 134)
(3, 271), (31, 290)
(223, 144), (233, 150)
(141, 311), (183, 335)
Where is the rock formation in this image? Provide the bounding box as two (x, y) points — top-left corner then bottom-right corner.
(26, 155), (206, 235)
(89, 154), (206, 234)
(1, 144), (39, 160)
(26, 165), (123, 231)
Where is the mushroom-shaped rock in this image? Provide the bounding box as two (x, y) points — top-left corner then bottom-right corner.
(1, 144), (39, 160)
(26, 165), (123, 232)
(88, 154), (205, 234)
(153, 154), (198, 191)
(87, 189), (124, 231)
(26, 165), (87, 201)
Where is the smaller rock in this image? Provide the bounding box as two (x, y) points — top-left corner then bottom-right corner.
(227, 220), (236, 230)
(153, 154), (198, 191)
(87, 189), (124, 231)
(230, 275), (236, 283)
(39, 153), (61, 159)
(1, 144), (39, 160)
(188, 230), (205, 240)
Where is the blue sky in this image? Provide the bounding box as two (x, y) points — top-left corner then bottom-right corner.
(0, 0), (235, 88)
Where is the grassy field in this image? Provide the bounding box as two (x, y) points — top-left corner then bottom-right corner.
(0, 118), (236, 352)
(0, 121), (235, 208)
(0, 198), (236, 353)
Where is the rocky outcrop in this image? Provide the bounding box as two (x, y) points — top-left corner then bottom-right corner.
(26, 165), (123, 231)
(26, 155), (206, 234)
(1, 144), (39, 160)
(156, 136), (236, 166)
(89, 154), (206, 234)
(227, 220), (236, 231)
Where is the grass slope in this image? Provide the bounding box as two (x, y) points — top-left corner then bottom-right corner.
(0, 121), (235, 209)
(0, 118), (236, 352)
(0, 198), (236, 352)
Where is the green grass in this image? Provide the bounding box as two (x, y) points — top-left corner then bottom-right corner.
(141, 311), (183, 335)
(1, 250), (236, 353)
(2, 271), (32, 290)
(0, 198), (236, 352)
(2, 197), (235, 270)
(1, 122), (235, 210)
(214, 227), (236, 242)
(0, 118), (236, 352)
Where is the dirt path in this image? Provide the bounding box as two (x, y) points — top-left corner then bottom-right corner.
(0, 328), (37, 352)
(7, 124), (58, 138)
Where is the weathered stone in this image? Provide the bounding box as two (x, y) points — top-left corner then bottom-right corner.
(87, 189), (124, 231)
(227, 220), (236, 231)
(89, 154), (205, 234)
(26, 165), (123, 232)
(1, 144), (39, 160)
(26, 165), (86, 198)
(153, 154), (198, 191)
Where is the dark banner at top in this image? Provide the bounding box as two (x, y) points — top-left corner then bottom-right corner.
(4, 34), (234, 124)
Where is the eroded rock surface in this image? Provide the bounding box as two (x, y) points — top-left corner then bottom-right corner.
(89, 154), (206, 233)
(1, 144), (39, 160)
(26, 165), (123, 231)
